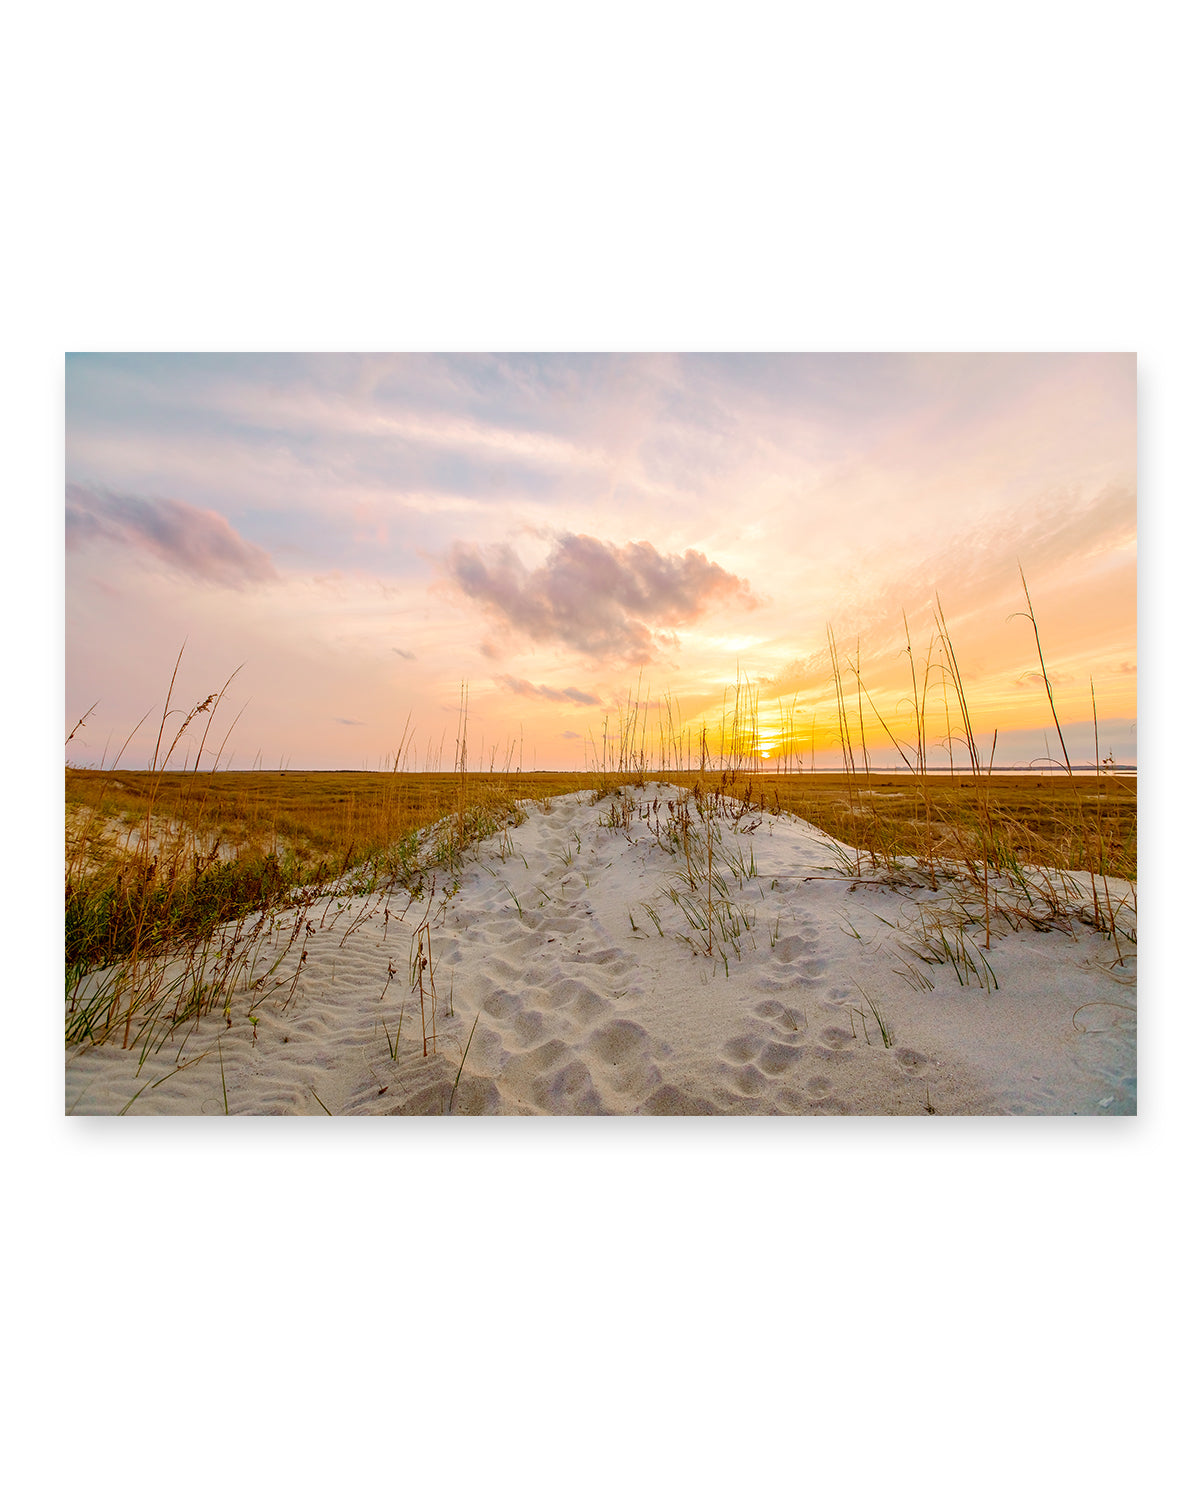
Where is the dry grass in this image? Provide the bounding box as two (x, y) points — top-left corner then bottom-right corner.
(66, 767), (604, 879)
(728, 770), (1136, 884)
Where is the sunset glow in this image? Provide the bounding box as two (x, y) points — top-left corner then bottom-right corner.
(65, 353), (1137, 773)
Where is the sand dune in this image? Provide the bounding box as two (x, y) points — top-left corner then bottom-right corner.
(66, 784), (1136, 1115)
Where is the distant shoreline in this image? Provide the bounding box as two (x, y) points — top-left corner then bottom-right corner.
(65, 763), (1137, 778)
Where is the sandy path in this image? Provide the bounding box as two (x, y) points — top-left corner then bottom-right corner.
(65, 784), (1136, 1115)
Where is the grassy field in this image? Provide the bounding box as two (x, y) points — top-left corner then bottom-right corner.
(750, 770), (1136, 882)
(66, 766), (602, 877)
(67, 765), (1136, 870)
(67, 765), (1135, 952)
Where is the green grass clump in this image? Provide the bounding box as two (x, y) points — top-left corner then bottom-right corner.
(66, 848), (303, 973)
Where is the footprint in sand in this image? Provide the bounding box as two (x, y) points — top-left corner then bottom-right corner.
(481, 989), (523, 1022)
(795, 1014), (857, 1063)
(771, 933), (820, 962)
(443, 1075), (503, 1114)
(512, 1009), (548, 1048)
(573, 943), (636, 979)
(538, 1057), (604, 1112)
(587, 1017), (664, 1098)
(752, 998), (808, 1038)
(721, 1033), (762, 1064)
(771, 932), (827, 972)
(708, 996), (814, 1108)
(464, 1022), (510, 1077)
(636, 1084), (718, 1116)
(500, 930), (545, 958)
(715, 1059), (770, 1097)
(527, 911), (579, 937)
(757, 1040), (805, 1076)
(815, 1025), (855, 1055)
(501, 1039), (606, 1113)
(544, 973), (611, 1016)
(761, 949), (827, 991)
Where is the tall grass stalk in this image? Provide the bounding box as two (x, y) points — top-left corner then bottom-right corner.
(447, 1011), (481, 1114)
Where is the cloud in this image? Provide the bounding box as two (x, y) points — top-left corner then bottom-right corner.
(445, 532), (756, 664)
(497, 675), (602, 706)
(334, 717), (366, 726)
(66, 484), (276, 588)
(560, 730), (583, 740)
(392, 647), (417, 660)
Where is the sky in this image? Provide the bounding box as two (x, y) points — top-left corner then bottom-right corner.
(65, 352), (1137, 773)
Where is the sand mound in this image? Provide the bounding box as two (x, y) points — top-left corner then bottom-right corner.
(66, 783), (1136, 1115)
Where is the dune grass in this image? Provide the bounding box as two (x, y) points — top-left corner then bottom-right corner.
(65, 767), (609, 1028)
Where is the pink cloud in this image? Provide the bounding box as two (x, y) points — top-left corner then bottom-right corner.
(444, 532), (756, 665)
(66, 484), (276, 588)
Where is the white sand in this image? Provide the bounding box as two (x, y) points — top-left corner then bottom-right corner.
(65, 784), (1137, 1115)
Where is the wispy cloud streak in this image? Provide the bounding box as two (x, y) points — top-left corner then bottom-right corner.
(496, 675), (602, 706)
(66, 484), (276, 588)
